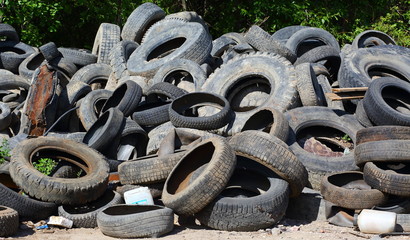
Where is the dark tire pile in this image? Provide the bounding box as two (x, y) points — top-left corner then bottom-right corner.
(0, 2), (409, 238)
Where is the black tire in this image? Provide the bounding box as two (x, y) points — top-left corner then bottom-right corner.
(0, 41), (36, 73)
(169, 92), (232, 130)
(363, 162), (410, 197)
(285, 106), (363, 190)
(355, 100), (374, 127)
(121, 2), (166, 44)
(285, 27), (340, 56)
(165, 11), (208, 32)
(71, 63), (111, 84)
(162, 137), (236, 215)
(132, 102), (170, 127)
(240, 107), (289, 142)
(117, 118), (148, 159)
(0, 205), (18, 237)
(18, 51), (44, 80)
(0, 182), (57, 221)
(146, 121), (175, 155)
(0, 73), (30, 91)
(78, 89), (112, 130)
(119, 151), (186, 185)
(320, 171), (387, 209)
(0, 102), (11, 131)
(0, 24), (19, 42)
(229, 130), (307, 197)
(97, 204), (174, 238)
(356, 126), (410, 145)
(150, 58), (207, 91)
(352, 30), (396, 50)
(244, 25), (296, 63)
(39, 42), (62, 61)
(127, 22), (212, 77)
(294, 45), (341, 81)
(58, 190), (123, 228)
(295, 63), (326, 106)
(48, 56), (78, 78)
(271, 25), (309, 43)
(363, 77), (410, 126)
(355, 140), (410, 167)
(83, 107), (125, 152)
(146, 81), (187, 100)
(338, 45), (410, 88)
(101, 80), (142, 117)
(108, 40), (138, 82)
(9, 137), (110, 205)
(92, 23), (121, 64)
(58, 47), (97, 67)
(201, 52), (298, 135)
(211, 35), (236, 58)
(195, 158), (289, 231)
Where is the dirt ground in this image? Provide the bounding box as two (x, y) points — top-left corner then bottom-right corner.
(11, 217), (410, 240)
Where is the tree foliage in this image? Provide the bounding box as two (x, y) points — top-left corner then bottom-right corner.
(0, 0), (408, 48)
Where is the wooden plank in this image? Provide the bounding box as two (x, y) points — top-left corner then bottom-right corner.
(331, 87), (368, 93)
(325, 92), (365, 101)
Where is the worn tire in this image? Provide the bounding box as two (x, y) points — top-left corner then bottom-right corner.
(78, 89), (112, 130)
(201, 52), (298, 135)
(239, 107), (289, 142)
(195, 158), (289, 231)
(356, 126), (410, 145)
(355, 140), (410, 167)
(162, 137), (236, 215)
(119, 151), (186, 185)
(97, 204), (174, 238)
(320, 171), (387, 209)
(285, 106), (363, 190)
(352, 30), (396, 50)
(0, 206), (18, 237)
(229, 130), (307, 197)
(101, 80), (142, 117)
(121, 2), (166, 44)
(92, 23), (121, 64)
(9, 137), (109, 205)
(285, 27), (340, 56)
(0, 24), (19, 42)
(169, 92), (232, 130)
(58, 190), (123, 228)
(108, 40), (138, 82)
(244, 25), (296, 63)
(150, 58), (207, 91)
(338, 45), (410, 88)
(127, 22), (212, 77)
(363, 162), (410, 197)
(355, 100), (374, 128)
(295, 63), (326, 106)
(362, 77), (410, 126)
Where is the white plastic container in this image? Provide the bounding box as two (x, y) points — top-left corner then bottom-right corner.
(357, 209), (396, 234)
(124, 187), (154, 205)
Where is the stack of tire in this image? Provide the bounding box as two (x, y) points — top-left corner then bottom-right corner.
(0, 1), (408, 238)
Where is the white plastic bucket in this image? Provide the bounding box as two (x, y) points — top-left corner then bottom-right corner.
(357, 209), (396, 234)
(124, 187), (154, 205)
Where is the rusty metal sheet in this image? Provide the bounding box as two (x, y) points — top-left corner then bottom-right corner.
(24, 64), (58, 136)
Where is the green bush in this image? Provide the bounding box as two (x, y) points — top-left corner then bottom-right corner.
(0, 0), (408, 48)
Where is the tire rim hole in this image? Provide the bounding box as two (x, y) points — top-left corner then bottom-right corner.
(374, 162), (410, 174)
(31, 149), (90, 177)
(368, 66), (407, 81)
(102, 205), (163, 215)
(225, 75), (272, 112)
(241, 109), (274, 133)
(1, 47), (25, 54)
(296, 126), (353, 155)
(328, 172), (370, 190)
(166, 141), (214, 194)
(164, 70), (193, 86)
(147, 37), (186, 61)
(382, 87), (410, 114)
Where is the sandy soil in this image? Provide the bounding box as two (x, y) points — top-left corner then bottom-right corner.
(11, 217), (410, 240)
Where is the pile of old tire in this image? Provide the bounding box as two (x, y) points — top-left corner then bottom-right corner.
(0, 1), (408, 237)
